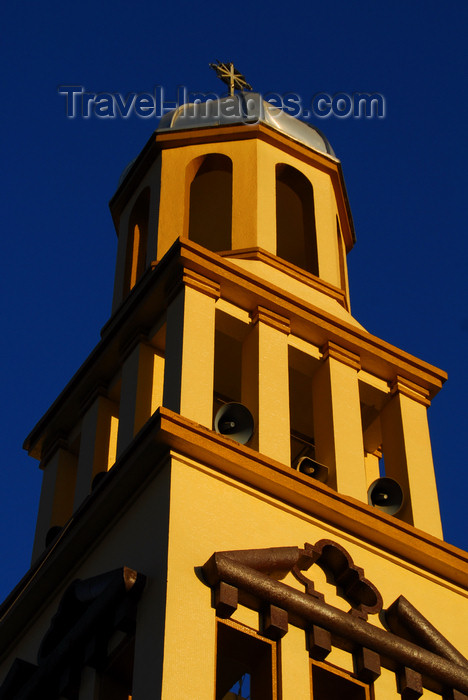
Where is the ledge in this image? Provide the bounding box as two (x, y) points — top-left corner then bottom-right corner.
(4, 408), (468, 664)
(24, 239), (447, 463)
(220, 247), (349, 310)
(109, 121), (355, 251)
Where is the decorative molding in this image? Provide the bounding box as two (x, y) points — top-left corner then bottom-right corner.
(250, 306), (291, 334)
(0, 567), (146, 700)
(399, 666), (423, 699)
(321, 340), (361, 371)
(308, 625), (332, 661)
(182, 268), (221, 299)
(202, 545), (468, 696)
(78, 384), (109, 417)
(390, 376), (431, 408)
(40, 436), (72, 469)
(24, 239), (447, 461)
(292, 540), (383, 620)
(119, 328), (150, 364)
(355, 646), (381, 683)
(166, 267), (221, 305)
(386, 596), (468, 669)
(263, 604), (288, 640)
(222, 247), (348, 309)
(4, 409), (468, 663)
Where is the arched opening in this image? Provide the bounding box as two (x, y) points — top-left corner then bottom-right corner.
(188, 154), (232, 252)
(123, 187), (150, 296)
(276, 164), (318, 275)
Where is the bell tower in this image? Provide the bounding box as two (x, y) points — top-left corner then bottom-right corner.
(0, 87), (467, 700)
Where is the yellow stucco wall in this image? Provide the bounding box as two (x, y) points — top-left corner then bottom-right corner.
(2, 447), (466, 698)
(161, 454), (468, 698)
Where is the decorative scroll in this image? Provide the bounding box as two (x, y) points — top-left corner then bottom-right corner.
(202, 543), (468, 696)
(386, 595), (468, 668)
(292, 539), (383, 619)
(0, 567), (146, 700)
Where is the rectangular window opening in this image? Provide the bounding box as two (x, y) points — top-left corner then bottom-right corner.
(311, 661), (371, 700)
(216, 621), (277, 700)
(98, 634), (135, 700)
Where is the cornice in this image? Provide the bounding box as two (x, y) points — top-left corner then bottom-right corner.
(154, 409), (468, 588)
(250, 306), (291, 334)
(321, 340), (361, 371)
(221, 247), (349, 309)
(109, 122), (355, 250)
(5, 408), (468, 664)
(390, 375), (432, 408)
(23, 239), (447, 461)
(177, 240), (446, 392)
(165, 267), (221, 304)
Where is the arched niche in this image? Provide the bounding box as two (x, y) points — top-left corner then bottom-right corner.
(276, 164), (318, 275)
(123, 187), (150, 295)
(187, 153), (232, 252)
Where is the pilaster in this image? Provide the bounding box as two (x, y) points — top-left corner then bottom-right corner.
(242, 306), (291, 465)
(381, 377), (442, 537)
(312, 342), (367, 500)
(73, 389), (119, 509)
(31, 439), (77, 562)
(163, 271), (219, 428)
(116, 337), (156, 457)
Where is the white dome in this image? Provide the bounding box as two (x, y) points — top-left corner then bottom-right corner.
(157, 93), (336, 158)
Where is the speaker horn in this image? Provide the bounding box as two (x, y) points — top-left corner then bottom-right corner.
(214, 403), (254, 445)
(368, 477), (404, 515)
(294, 456), (328, 483)
(45, 526), (62, 548)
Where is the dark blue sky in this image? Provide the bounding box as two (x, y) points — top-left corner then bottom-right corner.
(1, 0), (467, 602)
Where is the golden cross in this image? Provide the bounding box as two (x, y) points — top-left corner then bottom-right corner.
(209, 60), (253, 97)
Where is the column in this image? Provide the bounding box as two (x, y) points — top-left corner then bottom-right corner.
(31, 440), (77, 562)
(380, 377), (442, 537)
(163, 271), (219, 428)
(312, 342), (367, 501)
(116, 338), (156, 457)
(242, 307), (291, 465)
(73, 390), (119, 509)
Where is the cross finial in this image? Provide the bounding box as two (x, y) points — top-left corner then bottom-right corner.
(209, 60), (253, 97)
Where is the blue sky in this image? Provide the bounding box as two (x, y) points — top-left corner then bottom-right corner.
(1, 0), (467, 602)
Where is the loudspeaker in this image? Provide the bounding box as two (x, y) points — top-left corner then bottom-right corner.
(368, 477), (404, 515)
(45, 526), (62, 548)
(294, 456), (329, 483)
(214, 403), (254, 445)
(91, 471), (107, 491)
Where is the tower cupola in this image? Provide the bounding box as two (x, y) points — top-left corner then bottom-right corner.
(109, 94), (355, 316)
(25, 92), (446, 566)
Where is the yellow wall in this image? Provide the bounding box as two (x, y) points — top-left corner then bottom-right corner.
(4, 450), (466, 698)
(161, 454), (468, 698)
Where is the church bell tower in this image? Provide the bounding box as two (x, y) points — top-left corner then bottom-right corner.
(0, 81), (467, 700)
